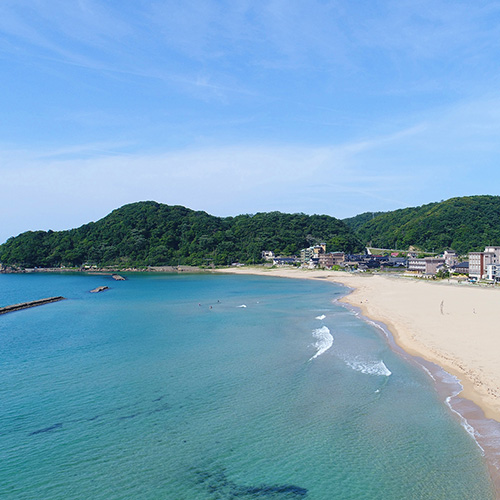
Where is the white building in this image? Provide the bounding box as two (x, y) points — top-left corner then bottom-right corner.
(261, 251), (275, 261)
(486, 264), (500, 281)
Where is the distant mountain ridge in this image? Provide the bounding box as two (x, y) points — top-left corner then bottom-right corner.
(343, 195), (500, 255)
(0, 201), (362, 268)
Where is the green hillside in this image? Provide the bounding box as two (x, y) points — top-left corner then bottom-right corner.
(0, 201), (363, 268)
(345, 195), (500, 255)
(342, 211), (387, 233)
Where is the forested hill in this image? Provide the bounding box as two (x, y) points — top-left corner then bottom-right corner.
(342, 211), (387, 233)
(0, 201), (363, 268)
(343, 195), (500, 255)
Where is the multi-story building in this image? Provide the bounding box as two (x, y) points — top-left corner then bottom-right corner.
(469, 246), (500, 279)
(318, 252), (345, 268)
(300, 244), (326, 263)
(443, 250), (458, 267)
(486, 264), (500, 281)
(407, 257), (445, 275)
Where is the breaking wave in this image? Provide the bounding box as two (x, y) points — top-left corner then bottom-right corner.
(309, 326), (333, 361)
(315, 314), (326, 320)
(345, 358), (392, 377)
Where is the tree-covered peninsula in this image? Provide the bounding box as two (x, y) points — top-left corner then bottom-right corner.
(0, 201), (363, 268)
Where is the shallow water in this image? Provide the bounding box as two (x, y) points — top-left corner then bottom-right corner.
(0, 272), (495, 499)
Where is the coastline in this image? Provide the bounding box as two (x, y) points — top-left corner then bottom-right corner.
(213, 266), (500, 492)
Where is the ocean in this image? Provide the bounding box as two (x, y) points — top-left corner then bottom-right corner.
(0, 272), (495, 499)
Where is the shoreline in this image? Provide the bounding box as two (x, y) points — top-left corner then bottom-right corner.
(5, 265), (500, 493)
(213, 266), (500, 494)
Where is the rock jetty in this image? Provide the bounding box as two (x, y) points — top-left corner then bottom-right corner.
(90, 286), (109, 293)
(0, 296), (66, 315)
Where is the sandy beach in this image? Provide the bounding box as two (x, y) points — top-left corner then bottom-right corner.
(216, 267), (500, 425)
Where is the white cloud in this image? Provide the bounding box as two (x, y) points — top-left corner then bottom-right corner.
(3, 87), (500, 243)
(0, 136), (418, 243)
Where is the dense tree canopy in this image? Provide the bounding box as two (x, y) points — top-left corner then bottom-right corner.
(0, 201), (363, 267)
(343, 195), (500, 255)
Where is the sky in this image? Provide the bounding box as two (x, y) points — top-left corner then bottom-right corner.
(2, 0), (500, 243)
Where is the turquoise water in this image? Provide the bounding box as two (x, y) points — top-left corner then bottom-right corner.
(0, 272), (495, 499)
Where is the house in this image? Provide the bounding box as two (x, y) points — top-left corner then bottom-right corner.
(387, 257), (407, 268)
(261, 251), (275, 261)
(342, 253), (367, 269)
(451, 261), (469, 274)
(273, 256), (299, 266)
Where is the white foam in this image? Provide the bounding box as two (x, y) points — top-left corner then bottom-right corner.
(315, 314), (326, 320)
(345, 358), (392, 377)
(309, 326), (333, 361)
(443, 378), (485, 453)
(420, 365), (436, 382)
(237, 304), (247, 308)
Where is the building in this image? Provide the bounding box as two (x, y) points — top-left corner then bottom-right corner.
(261, 251), (275, 261)
(443, 250), (458, 267)
(318, 252), (345, 268)
(272, 256), (299, 266)
(387, 256), (407, 268)
(486, 264), (500, 281)
(451, 261), (469, 274)
(407, 257), (445, 275)
(300, 244), (326, 263)
(469, 246), (500, 279)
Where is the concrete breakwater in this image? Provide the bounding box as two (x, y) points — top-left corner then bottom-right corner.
(0, 296), (66, 315)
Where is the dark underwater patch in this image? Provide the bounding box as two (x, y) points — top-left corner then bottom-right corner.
(194, 469), (307, 498)
(28, 395), (170, 436)
(29, 423), (63, 436)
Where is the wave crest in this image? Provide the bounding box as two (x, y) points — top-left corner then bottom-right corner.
(309, 326), (333, 361)
(345, 358), (391, 377)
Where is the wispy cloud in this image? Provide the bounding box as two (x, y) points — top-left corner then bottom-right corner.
(2, 85), (500, 243)
(1, 1), (500, 243)
(0, 131), (423, 242)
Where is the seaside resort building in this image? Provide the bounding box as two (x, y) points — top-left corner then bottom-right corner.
(469, 246), (500, 280)
(300, 244), (326, 264)
(318, 252), (345, 269)
(407, 257), (445, 275)
(443, 250), (458, 267)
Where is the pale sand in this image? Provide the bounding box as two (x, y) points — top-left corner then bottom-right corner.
(215, 267), (500, 423)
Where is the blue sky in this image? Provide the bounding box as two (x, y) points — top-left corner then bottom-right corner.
(2, 1), (500, 243)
